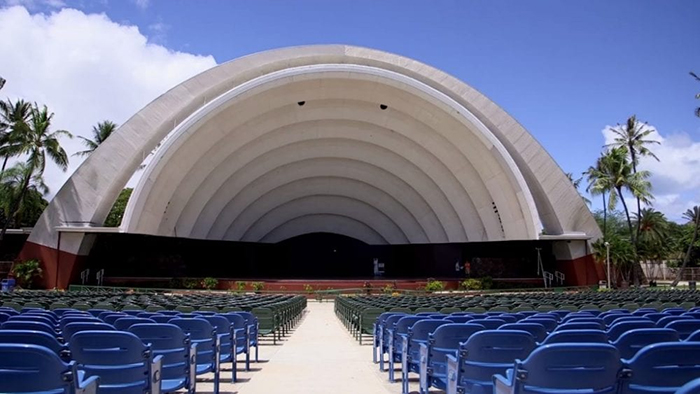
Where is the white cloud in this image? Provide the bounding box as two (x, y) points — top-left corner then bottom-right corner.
(3, 0), (65, 9)
(601, 123), (700, 221)
(0, 6), (217, 197)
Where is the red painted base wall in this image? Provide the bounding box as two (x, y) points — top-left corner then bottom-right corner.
(18, 241), (85, 289)
(555, 254), (604, 286)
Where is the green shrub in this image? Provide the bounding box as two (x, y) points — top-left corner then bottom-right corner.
(425, 279), (445, 292)
(383, 284), (395, 294)
(11, 259), (42, 289)
(461, 278), (482, 290)
(168, 278), (184, 289)
(251, 281), (265, 292)
(303, 284), (314, 293)
(234, 281), (247, 292)
(183, 278), (200, 289)
(202, 277), (218, 290)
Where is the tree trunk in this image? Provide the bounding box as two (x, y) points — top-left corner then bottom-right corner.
(672, 214), (700, 287)
(617, 186), (645, 286)
(602, 192), (607, 241)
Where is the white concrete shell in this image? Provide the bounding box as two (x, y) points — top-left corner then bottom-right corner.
(28, 45), (600, 254)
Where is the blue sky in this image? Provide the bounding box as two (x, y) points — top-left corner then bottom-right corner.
(2, 0), (700, 221)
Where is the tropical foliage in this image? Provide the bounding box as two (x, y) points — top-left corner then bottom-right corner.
(692, 71), (700, 118)
(73, 120), (118, 157)
(104, 188), (133, 227)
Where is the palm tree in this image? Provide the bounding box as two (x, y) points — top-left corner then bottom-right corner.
(672, 206), (700, 287)
(566, 172), (591, 205)
(0, 104), (72, 241)
(606, 146), (653, 285)
(0, 162), (48, 230)
(585, 150), (623, 241)
(73, 120), (118, 157)
(0, 99), (31, 176)
(634, 208), (670, 275)
(692, 72), (700, 118)
(0, 77), (5, 91)
(605, 115), (660, 245)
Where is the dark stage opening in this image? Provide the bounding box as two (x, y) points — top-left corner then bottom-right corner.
(82, 232), (559, 285)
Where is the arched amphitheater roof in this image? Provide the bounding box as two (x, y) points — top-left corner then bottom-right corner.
(29, 45), (600, 252)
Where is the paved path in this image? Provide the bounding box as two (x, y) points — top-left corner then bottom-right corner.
(196, 301), (424, 393)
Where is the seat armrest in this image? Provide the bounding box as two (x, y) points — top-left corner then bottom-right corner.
(188, 343), (198, 393)
(419, 342), (430, 393)
(446, 354), (459, 394)
(214, 334), (221, 373)
(493, 369), (514, 394)
(151, 354), (163, 394)
(76, 375), (100, 394)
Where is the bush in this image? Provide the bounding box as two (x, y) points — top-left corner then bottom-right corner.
(202, 277), (218, 290)
(303, 284), (314, 294)
(234, 281), (247, 292)
(425, 279), (445, 292)
(183, 278), (200, 289)
(251, 281), (265, 292)
(11, 259), (42, 289)
(461, 278), (482, 290)
(383, 284), (395, 294)
(480, 276), (493, 290)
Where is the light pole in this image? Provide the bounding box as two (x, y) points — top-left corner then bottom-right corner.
(605, 241), (611, 289)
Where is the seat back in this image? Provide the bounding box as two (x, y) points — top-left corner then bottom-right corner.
(62, 322), (114, 341)
(129, 323), (191, 382)
(459, 330), (537, 387)
(541, 329), (609, 345)
(114, 317), (156, 331)
(446, 316), (474, 324)
(612, 328), (680, 359)
(0, 344), (76, 393)
(607, 320), (656, 341)
(60, 316), (101, 330)
(169, 317), (217, 366)
(522, 318), (557, 332)
(666, 320), (700, 340)
(70, 330), (152, 394)
(0, 329), (69, 359)
(657, 315), (694, 328)
(2, 320), (57, 336)
(516, 343), (621, 391)
(9, 314), (55, 326)
(408, 319), (450, 358)
(469, 319), (505, 329)
(623, 342), (700, 392)
(555, 322), (605, 331)
(500, 323), (547, 342)
(429, 323), (484, 368)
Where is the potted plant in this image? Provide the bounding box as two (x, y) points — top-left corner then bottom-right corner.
(10, 259), (43, 289)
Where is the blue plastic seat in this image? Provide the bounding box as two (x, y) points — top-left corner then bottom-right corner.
(129, 323), (196, 393)
(70, 330), (162, 394)
(493, 343), (622, 394)
(609, 316), (651, 327)
(687, 329), (700, 342)
(540, 329), (609, 345)
(9, 314), (57, 327)
(221, 312), (251, 371)
(373, 312), (403, 363)
(87, 309), (110, 317)
(643, 313), (669, 323)
(666, 320), (700, 340)
(470, 319), (506, 329)
(0, 343), (99, 393)
(0, 311), (11, 323)
(555, 321), (606, 331)
(522, 318), (557, 332)
(377, 313), (408, 372)
(446, 330), (537, 394)
(102, 313), (129, 325)
(234, 311), (259, 362)
(419, 323), (484, 393)
(602, 313), (629, 326)
(152, 315), (175, 323)
(388, 316), (424, 382)
(60, 316), (102, 331)
(500, 323), (547, 343)
(2, 320), (58, 337)
(401, 319), (451, 394)
(202, 315), (244, 382)
(114, 317), (156, 331)
(607, 320), (656, 341)
(612, 328), (680, 359)
(62, 322), (114, 341)
(677, 377), (700, 394)
(491, 315), (517, 323)
(620, 342), (700, 393)
(657, 315), (694, 328)
(446, 316), (474, 324)
(169, 317), (220, 393)
(0, 329), (71, 360)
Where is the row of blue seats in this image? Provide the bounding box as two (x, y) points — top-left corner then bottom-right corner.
(374, 309), (700, 394)
(0, 307), (263, 393)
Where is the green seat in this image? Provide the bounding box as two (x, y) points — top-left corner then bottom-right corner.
(439, 307), (461, 314)
(23, 301), (45, 310)
(175, 305), (194, 313)
(145, 305), (164, 312)
(72, 302), (91, 311)
(414, 307), (437, 313)
(222, 306), (243, 313)
(488, 306), (511, 312)
(535, 305), (555, 312)
(2, 302), (22, 311)
(463, 307), (486, 313)
(49, 302), (69, 310)
(680, 301), (696, 310)
(198, 306), (219, 313)
(601, 304), (619, 312)
(557, 305), (578, 312)
(389, 307), (411, 313)
(252, 307), (279, 345)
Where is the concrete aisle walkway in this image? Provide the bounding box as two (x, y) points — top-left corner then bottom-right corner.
(228, 301), (408, 394)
